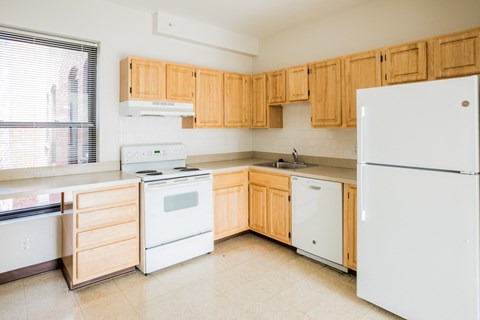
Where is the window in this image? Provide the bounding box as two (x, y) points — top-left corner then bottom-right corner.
(0, 27), (98, 218)
(0, 27), (98, 170)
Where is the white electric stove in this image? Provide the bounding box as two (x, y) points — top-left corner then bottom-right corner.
(121, 143), (214, 274)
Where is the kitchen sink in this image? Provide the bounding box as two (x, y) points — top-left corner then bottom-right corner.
(254, 161), (315, 169)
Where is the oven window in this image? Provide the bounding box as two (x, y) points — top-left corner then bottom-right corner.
(164, 191), (199, 212)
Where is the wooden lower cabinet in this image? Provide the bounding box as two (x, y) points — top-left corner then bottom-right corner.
(343, 184), (357, 271)
(62, 183), (139, 288)
(249, 171), (291, 244)
(213, 170), (249, 240)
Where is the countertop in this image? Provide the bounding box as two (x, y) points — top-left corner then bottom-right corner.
(190, 158), (357, 184)
(0, 170), (140, 200)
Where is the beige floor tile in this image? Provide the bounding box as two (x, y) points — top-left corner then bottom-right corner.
(27, 306), (85, 320)
(152, 262), (204, 291)
(74, 280), (122, 308)
(306, 291), (374, 320)
(253, 271), (299, 295)
(361, 306), (404, 320)
(244, 296), (305, 320)
(114, 271), (169, 309)
(0, 303), (27, 320)
(80, 292), (136, 320)
(186, 294), (245, 320)
(205, 267), (251, 294)
(224, 281), (274, 312)
(173, 280), (223, 308)
(134, 294), (191, 320)
(277, 280), (334, 314)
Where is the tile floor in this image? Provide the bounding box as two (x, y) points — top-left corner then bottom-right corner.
(0, 233), (403, 320)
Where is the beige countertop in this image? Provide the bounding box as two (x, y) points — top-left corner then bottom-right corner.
(0, 170), (140, 200)
(190, 158), (357, 185)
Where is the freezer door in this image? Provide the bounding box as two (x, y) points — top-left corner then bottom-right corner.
(357, 75), (479, 172)
(357, 164), (480, 320)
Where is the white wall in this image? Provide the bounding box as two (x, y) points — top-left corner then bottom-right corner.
(253, 0), (480, 159)
(0, 0), (254, 162)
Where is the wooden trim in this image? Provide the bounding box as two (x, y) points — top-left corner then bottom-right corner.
(0, 259), (61, 285)
(214, 230), (251, 245)
(62, 262), (135, 290)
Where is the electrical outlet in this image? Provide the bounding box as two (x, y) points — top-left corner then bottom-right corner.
(353, 145), (357, 155)
(21, 238), (30, 250)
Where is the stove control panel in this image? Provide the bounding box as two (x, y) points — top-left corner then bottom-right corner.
(121, 143), (187, 164)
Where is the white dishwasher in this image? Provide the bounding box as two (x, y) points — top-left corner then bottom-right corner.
(291, 176), (347, 272)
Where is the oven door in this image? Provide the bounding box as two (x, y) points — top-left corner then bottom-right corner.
(142, 174), (213, 248)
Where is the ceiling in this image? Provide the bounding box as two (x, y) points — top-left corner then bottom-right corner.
(105, 0), (373, 38)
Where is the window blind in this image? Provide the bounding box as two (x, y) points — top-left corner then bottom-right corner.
(0, 28), (98, 170)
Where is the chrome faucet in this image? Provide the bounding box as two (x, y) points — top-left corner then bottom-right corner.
(292, 148), (299, 163)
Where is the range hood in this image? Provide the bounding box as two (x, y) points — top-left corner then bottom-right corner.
(120, 100), (194, 117)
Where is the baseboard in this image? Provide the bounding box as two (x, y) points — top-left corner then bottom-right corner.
(0, 259), (61, 285)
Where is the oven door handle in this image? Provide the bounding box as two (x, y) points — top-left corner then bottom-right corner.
(144, 175), (212, 191)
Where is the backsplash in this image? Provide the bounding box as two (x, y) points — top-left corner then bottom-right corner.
(252, 104), (357, 160)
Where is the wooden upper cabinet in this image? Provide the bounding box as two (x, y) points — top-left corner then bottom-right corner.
(309, 59), (342, 127)
(343, 184), (357, 271)
(343, 50), (382, 127)
(267, 69), (286, 104)
(287, 65), (309, 102)
(383, 41), (427, 85)
(120, 57), (165, 102)
(252, 74), (267, 128)
(166, 63), (195, 102)
(224, 73), (251, 128)
(431, 29), (480, 79)
(194, 68), (224, 128)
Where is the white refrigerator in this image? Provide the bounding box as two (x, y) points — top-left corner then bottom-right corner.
(357, 75), (480, 320)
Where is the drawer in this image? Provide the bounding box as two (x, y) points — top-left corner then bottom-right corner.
(213, 170), (248, 189)
(249, 171), (290, 190)
(75, 184), (137, 211)
(76, 238), (138, 280)
(76, 204), (137, 231)
(77, 221), (137, 250)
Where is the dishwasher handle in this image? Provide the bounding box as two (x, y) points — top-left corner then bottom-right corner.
(309, 185), (322, 190)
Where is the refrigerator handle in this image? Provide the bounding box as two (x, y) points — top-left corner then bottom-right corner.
(359, 106), (366, 163)
(359, 164), (366, 222)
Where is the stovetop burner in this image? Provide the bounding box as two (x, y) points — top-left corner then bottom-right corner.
(146, 172), (163, 176)
(136, 170), (157, 174)
(180, 168), (200, 172)
(173, 167), (187, 170)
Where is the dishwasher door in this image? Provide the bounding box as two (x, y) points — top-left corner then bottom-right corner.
(291, 176), (343, 266)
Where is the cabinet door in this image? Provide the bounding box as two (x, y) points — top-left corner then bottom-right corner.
(309, 59), (342, 127)
(195, 68), (223, 128)
(267, 188), (291, 244)
(224, 73), (250, 127)
(384, 41), (427, 84)
(343, 184), (357, 270)
(343, 50), (382, 127)
(267, 70), (286, 104)
(166, 64), (195, 102)
(126, 58), (165, 101)
(252, 74), (267, 128)
(249, 184), (267, 234)
(432, 29), (480, 78)
(213, 185), (248, 240)
(287, 65), (309, 102)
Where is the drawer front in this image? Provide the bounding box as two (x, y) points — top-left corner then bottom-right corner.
(213, 170), (247, 189)
(77, 221), (137, 250)
(249, 171), (290, 190)
(76, 185), (137, 211)
(76, 238), (138, 280)
(76, 204), (137, 231)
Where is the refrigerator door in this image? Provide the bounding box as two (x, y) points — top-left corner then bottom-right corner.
(357, 75), (479, 172)
(358, 164), (480, 320)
